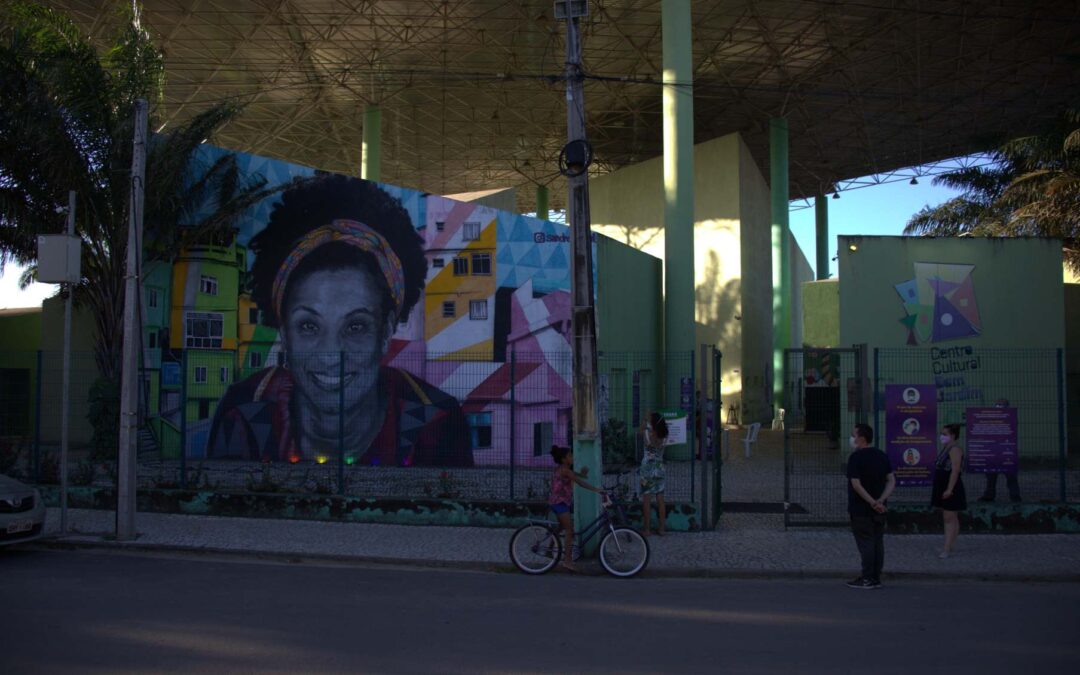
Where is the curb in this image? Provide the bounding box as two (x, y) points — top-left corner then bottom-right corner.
(23, 536), (1080, 583)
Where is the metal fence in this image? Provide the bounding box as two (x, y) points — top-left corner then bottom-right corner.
(784, 347), (1079, 526)
(0, 348), (711, 506)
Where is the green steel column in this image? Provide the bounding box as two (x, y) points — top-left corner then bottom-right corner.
(770, 118), (790, 410)
(815, 191), (829, 280)
(361, 105), (382, 182)
(536, 184), (549, 221)
(662, 0), (695, 362)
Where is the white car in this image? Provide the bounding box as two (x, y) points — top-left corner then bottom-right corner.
(0, 474), (46, 546)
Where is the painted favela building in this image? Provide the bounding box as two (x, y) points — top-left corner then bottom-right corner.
(140, 144), (655, 469)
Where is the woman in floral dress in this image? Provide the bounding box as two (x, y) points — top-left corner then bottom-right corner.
(640, 411), (669, 536)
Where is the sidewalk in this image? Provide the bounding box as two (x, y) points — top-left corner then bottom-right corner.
(34, 508), (1080, 581)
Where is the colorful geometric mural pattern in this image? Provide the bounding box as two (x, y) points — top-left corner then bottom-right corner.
(162, 145), (574, 466)
(895, 262), (981, 345)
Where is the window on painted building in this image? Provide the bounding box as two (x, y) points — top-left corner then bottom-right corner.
(442, 301), (455, 318)
(436, 220), (446, 232)
(469, 300), (488, 320)
(463, 221), (481, 241)
(532, 421), (553, 457)
(199, 275), (218, 296)
(198, 399), (211, 420)
(432, 257), (445, 268)
(468, 412), (493, 449)
(219, 367), (230, 384)
(184, 312), (224, 349)
(249, 351), (263, 369)
(453, 257), (468, 276)
(147, 288), (159, 309)
(147, 331), (158, 349)
(194, 366), (208, 384)
(471, 252), (491, 275)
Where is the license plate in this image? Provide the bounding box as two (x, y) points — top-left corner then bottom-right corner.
(6, 520), (32, 534)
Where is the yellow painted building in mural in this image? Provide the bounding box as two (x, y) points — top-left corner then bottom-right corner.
(424, 215), (498, 360)
(168, 243), (242, 352)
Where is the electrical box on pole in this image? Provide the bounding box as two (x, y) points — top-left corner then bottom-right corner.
(36, 234), (81, 283)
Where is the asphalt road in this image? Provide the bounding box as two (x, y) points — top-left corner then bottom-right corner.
(1, 548), (1078, 674)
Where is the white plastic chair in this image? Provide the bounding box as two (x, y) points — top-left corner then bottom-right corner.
(771, 408), (785, 431)
(742, 422), (762, 458)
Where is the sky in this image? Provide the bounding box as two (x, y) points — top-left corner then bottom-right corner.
(789, 178), (960, 279)
(0, 177), (961, 309)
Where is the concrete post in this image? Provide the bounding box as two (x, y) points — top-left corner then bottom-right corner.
(536, 184), (550, 221)
(361, 105), (382, 182)
(60, 190), (75, 534)
(562, 14), (602, 552)
(770, 118), (790, 412)
(662, 0), (695, 368)
(117, 99), (148, 541)
(815, 191), (829, 280)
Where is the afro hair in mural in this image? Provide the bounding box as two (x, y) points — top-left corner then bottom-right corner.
(249, 173), (428, 330)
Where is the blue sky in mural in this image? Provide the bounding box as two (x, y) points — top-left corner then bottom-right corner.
(0, 169), (960, 308)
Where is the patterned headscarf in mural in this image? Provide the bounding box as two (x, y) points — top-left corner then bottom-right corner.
(271, 219), (406, 323)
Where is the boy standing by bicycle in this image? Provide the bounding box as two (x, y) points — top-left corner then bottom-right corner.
(549, 445), (605, 572)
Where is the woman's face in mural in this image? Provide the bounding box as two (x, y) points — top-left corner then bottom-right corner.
(281, 266), (393, 430)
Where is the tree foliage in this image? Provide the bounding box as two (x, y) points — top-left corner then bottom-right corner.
(904, 112), (1080, 270)
(0, 1), (285, 381)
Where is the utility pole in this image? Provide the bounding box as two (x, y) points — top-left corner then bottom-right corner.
(557, 1), (602, 545)
(60, 190), (75, 533)
(117, 98), (148, 541)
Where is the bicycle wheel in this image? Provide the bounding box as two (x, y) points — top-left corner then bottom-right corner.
(598, 527), (649, 578)
(509, 523), (562, 574)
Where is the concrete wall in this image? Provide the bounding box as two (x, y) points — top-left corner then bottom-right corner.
(443, 187), (517, 214)
(0, 308), (43, 437)
(1065, 284), (1080, 355)
(838, 236), (1065, 350)
(595, 234), (662, 354)
(801, 279), (840, 348)
(787, 231), (815, 366)
(40, 296), (100, 446)
(736, 136), (775, 423)
(840, 236), (1067, 462)
(590, 135), (743, 411)
(589, 132), (794, 423)
(1065, 284), (1080, 454)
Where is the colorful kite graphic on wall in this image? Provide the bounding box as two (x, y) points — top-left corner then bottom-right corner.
(894, 262), (981, 345)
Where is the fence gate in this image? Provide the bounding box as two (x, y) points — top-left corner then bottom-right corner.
(783, 348), (866, 526)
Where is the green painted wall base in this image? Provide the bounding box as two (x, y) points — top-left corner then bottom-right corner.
(40, 486), (705, 531)
(886, 503), (1080, 534)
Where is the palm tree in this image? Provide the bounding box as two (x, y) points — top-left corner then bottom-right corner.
(0, 1), (287, 382)
(904, 112), (1080, 270)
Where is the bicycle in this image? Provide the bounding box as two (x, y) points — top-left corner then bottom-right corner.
(509, 492), (649, 578)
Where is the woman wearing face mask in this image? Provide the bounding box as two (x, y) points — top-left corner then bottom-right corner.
(207, 175), (472, 467)
(931, 423), (967, 558)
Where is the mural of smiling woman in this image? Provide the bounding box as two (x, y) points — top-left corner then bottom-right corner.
(208, 175), (473, 466)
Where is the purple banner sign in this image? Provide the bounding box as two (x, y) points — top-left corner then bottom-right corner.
(885, 385), (938, 486)
(965, 407), (1018, 474)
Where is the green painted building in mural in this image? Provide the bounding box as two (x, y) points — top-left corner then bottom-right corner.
(164, 238), (246, 456)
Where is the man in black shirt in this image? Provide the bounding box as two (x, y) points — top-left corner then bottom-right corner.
(846, 423), (895, 589)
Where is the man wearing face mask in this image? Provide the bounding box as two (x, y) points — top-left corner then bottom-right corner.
(846, 423), (896, 589)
